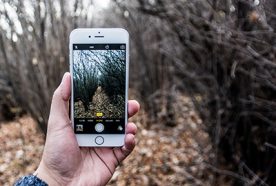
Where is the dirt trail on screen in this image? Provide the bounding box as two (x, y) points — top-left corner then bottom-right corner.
(74, 86), (124, 118)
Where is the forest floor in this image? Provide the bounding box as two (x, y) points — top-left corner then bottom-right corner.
(0, 95), (232, 186)
(74, 86), (124, 118)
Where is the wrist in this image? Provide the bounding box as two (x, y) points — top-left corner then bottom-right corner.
(35, 161), (65, 186)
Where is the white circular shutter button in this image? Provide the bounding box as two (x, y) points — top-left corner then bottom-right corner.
(95, 136), (104, 145)
(95, 123), (104, 132)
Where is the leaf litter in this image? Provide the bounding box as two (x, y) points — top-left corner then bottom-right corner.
(0, 95), (231, 185)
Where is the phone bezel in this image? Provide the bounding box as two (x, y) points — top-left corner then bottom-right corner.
(69, 28), (129, 147)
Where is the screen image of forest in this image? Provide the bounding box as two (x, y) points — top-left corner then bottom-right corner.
(73, 48), (126, 119)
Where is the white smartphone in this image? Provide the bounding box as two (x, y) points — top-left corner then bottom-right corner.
(69, 28), (129, 147)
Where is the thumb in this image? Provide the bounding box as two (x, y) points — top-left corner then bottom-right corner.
(48, 72), (71, 132)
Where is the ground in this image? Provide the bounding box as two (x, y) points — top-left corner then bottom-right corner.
(0, 117), (44, 186)
(74, 86), (125, 118)
(0, 95), (230, 185)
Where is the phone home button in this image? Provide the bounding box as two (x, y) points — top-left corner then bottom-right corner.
(95, 136), (104, 145)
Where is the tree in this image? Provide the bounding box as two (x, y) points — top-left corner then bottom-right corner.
(0, 0), (98, 133)
(117, 0), (276, 184)
(73, 50), (98, 112)
(95, 50), (125, 105)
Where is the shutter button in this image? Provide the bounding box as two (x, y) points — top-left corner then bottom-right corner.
(95, 123), (104, 132)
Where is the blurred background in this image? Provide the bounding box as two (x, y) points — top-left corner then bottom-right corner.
(0, 0), (275, 185)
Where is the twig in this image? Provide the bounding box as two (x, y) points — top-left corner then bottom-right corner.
(204, 162), (251, 184)
(264, 142), (276, 151)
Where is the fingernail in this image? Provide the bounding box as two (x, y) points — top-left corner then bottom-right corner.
(61, 73), (67, 86)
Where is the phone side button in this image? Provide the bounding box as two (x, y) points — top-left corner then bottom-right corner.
(95, 136), (104, 145)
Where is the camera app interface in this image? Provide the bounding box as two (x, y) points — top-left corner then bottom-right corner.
(73, 44), (126, 134)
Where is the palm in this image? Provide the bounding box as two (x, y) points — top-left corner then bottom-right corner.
(44, 122), (130, 186)
(63, 148), (117, 186)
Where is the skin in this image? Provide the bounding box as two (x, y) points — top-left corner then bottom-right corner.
(34, 72), (140, 186)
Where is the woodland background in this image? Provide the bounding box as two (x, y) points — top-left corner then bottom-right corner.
(0, 0), (275, 185)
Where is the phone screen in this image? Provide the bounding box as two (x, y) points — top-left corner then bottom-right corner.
(72, 44), (126, 134)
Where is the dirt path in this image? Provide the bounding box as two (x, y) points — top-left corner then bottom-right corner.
(74, 86), (124, 118)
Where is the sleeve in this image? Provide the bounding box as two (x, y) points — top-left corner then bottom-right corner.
(14, 175), (48, 186)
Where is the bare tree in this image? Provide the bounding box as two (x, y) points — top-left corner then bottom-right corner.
(73, 50), (98, 112)
(95, 50), (125, 104)
(114, 0), (276, 184)
(0, 0), (97, 132)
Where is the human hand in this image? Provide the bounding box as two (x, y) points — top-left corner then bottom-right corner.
(34, 72), (140, 186)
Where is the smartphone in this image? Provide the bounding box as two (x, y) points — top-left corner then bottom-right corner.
(69, 28), (129, 147)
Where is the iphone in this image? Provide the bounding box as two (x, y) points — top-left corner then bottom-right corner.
(69, 28), (129, 146)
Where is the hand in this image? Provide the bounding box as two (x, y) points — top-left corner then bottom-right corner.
(35, 72), (140, 186)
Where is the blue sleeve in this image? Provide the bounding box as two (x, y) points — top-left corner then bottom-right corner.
(14, 175), (48, 186)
